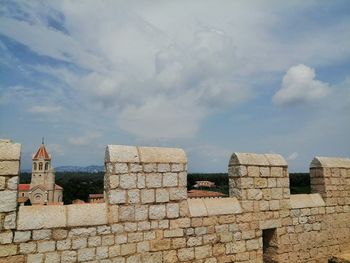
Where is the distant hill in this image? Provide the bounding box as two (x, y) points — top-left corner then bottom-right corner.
(21, 165), (104, 173)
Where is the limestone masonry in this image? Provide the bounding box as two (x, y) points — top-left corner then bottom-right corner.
(0, 139), (349, 262)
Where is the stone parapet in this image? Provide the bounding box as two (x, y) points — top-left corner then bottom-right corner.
(105, 145), (188, 224)
(0, 141), (349, 262)
(0, 140), (21, 232)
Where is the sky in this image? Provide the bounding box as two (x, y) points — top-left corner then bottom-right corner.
(0, 0), (349, 172)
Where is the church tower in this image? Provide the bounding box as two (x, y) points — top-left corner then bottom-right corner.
(30, 140), (57, 204)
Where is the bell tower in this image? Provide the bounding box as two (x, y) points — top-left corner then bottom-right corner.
(30, 139), (55, 196)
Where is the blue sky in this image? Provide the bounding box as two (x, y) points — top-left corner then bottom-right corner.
(0, 1), (349, 172)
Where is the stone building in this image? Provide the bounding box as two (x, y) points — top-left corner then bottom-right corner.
(18, 142), (63, 205)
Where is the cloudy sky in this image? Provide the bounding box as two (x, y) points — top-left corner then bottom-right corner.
(1, 0), (349, 172)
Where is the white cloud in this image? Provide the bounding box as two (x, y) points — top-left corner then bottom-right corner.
(118, 94), (207, 139)
(1, 1), (349, 142)
(28, 105), (63, 114)
(273, 64), (331, 106)
(67, 132), (101, 146)
(287, 152), (298, 160)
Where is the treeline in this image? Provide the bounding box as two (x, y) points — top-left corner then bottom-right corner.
(20, 172), (310, 204)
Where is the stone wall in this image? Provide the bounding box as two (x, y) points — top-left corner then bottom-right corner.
(0, 140), (349, 263)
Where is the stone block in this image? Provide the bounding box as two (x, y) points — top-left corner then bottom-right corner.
(167, 203), (179, 218)
(156, 189), (169, 203)
(7, 176), (18, 190)
(0, 176), (5, 189)
(105, 145), (139, 163)
(203, 197), (242, 216)
(145, 173), (162, 188)
(37, 240), (55, 252)
(163, 172), (178, 187)
(19, 243), (36, 254)
(45, 252), (60, 263)
(141, 189), (154, 203)
(109, 175), (119, 188)
(135, 205), (148, 221)
(27, 253), (44, 263)
(226, 241), (246, 253)
(18, 205), (66, 230)
(290, 194), (325, 209)
(138, 146), (187, 163)
(67, 203), (108, 227)
(4, 212), (16, 229)
(0, 190), (17, 212)
(158, 163), (170, 172)
(119, 174), (137, 189)
(0, 231), (13, 244)
(178, 172), (187, 186)
(229, 153), (269, 166)
(77, 247), (95, 261)
(127, 189), (140, 204)
(247, 189), (262, 200)
(195, 245), (212, 259)
(178, 247), (194, 261)
(13, 231), (31, 243)
(187, 199), (207, 217)
(169, 187), (187, 200)
(109, 190), (126, 204)
(0, 140), (21, 160)
(119, 206), (135, 221)
(0, 244), (17, 257)
(33, 229), (52, 240)
(310, 156), (350, 168)
(259, 219), (281, 229)
(115, 163), (128, 174)
(0, 161), (20, 175)
(149, 205), (166, 220)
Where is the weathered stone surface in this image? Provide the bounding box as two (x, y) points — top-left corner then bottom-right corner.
(67, 203), (108, 227)
(138, 146), (187, 163)
(105, 145), (139, 163)
(310, 156), (350, 168)
(6, 176), (18, 190)
(290, 193), (325, 209)
(13, 231), (30, 243)
(0, 191), (17, 212)
(0, 161), (20, 175)
(229, 152), (287, 167)
(109, 189), (126, 204)
(0, 244), (17, 257)
(187, 199), (208, 217)
(203, 197), (242, 216)
(0, 231), (13, 244)
(0, 176), (5, 190)
(149, 205), (166, 220)
(105, 145), (187, 164)
(18, 205), (66, 230)
(0, 140), (21, 160)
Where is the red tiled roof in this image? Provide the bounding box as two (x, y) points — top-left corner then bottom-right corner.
(33, 144), (50, 159)
(89, 194), (104, 198)
(187, 189), (226, 198)
(18, 184), (30, 191)
(18, 184), (62, 191)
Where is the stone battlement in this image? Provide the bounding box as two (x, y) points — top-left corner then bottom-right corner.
(0, 140), (349, 262)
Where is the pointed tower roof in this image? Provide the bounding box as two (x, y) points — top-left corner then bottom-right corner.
(33, 142), (50, 160)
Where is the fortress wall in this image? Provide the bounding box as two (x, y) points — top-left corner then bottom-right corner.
(0, 140), (349, 263)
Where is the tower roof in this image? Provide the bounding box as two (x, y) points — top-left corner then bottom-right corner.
(33, 143), (50, 159)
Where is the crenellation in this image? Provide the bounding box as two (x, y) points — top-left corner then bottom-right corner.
(0, 141), (349, 262)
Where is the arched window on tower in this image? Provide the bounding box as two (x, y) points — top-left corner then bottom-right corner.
(33, 162), (37, 170)
(39, 162), (43, 170)
(45, 162), (49, 170)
